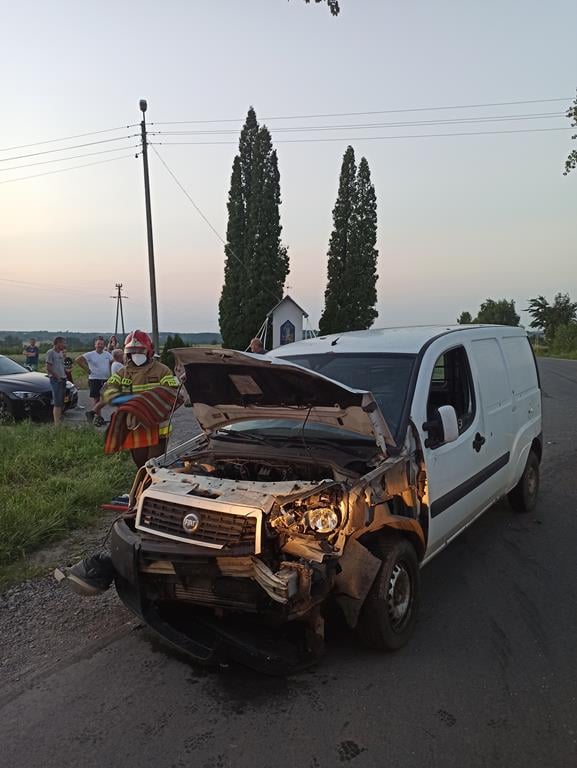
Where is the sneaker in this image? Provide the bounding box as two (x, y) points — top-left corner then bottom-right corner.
(85, 410), (95, 423)
(93, 415), (107, 427)
(54, 551), (115, 596)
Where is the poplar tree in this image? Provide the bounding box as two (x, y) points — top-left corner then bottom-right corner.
(219, 108), (288, 349)
(319, 147), (379, 335)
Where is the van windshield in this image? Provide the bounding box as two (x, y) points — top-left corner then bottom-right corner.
(280, 352), (416, 438)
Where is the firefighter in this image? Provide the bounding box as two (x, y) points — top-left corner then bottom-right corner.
(101, 330), (180, 468)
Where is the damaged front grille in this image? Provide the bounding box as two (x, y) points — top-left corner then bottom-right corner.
(137, 496), (258, 551)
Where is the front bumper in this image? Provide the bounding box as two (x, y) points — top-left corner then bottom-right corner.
(109, 519), (328, 674)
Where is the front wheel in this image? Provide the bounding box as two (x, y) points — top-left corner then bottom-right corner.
(355, 534), (420, 652)
(0, 394), (15, 425)
(508, 450), (540, 513)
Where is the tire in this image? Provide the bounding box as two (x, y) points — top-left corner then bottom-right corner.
(0, 394), (15, 425)
(508, 450), (540, 514)
(355, 534), (420, 652)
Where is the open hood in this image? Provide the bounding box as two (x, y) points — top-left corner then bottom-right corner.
(172, 348), (396, 455)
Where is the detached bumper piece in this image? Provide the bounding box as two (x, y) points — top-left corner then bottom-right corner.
(110, 519), (324, 675)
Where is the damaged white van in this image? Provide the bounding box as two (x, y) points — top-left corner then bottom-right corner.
(108, 325), (542, 672)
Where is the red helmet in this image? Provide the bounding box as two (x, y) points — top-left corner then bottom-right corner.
(124, 330), (154, 358)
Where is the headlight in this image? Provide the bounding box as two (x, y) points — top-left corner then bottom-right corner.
(11, 391), (40, 400)
(306, 507), (339, 534)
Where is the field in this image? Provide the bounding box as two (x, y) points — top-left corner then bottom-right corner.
(0, 422), (134, 587)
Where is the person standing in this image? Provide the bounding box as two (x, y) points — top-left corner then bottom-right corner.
(45, 336), (67, 425)
(75, 336), (112, 426)
(110, 348), (124, 375)
(23, 338), (40, 370)
(107, 335), (118, 353)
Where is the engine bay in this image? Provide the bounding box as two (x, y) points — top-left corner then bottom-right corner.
(171, 455), (340, 483)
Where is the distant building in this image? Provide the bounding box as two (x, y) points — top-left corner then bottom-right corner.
(266, 295), (310, 348)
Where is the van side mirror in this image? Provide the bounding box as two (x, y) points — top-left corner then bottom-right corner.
(423, 405), (459, 448)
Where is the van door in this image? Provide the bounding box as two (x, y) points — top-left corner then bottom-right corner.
(416, 344), (505, 555)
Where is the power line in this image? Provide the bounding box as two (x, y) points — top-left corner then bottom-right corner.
(0, 124), (138, 153)
(0, 134), (139, 164)
(150, 97), (572, 125)
(0, 144), (141, 174)
(0, 277), (121, 299)
(151, 125), (572, 147)
(0, 153), (136, 185)
(150, 111), (566, 137)
(150, 145), (282, 305)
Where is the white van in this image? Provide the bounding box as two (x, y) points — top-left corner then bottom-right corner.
(107, 325), (542, 670)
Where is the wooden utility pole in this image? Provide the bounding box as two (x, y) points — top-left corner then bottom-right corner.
(139, 99), (160, 354)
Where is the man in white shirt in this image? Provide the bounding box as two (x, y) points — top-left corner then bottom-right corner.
(75, 336), (113, 425)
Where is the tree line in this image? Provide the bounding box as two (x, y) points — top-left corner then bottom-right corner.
(458, 293), (577, 354)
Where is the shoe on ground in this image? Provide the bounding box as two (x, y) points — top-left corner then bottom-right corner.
(54, 551), (115, 596)
(93, 415), (107, 427)
(85, 410), (95, 423)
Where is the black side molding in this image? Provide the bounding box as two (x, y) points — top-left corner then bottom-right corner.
(430, 452), (510, 518)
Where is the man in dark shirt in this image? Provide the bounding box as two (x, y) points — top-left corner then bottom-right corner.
(23, 338), (39, 370)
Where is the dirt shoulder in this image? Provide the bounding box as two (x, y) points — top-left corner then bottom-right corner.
(0, 510), (134, 692)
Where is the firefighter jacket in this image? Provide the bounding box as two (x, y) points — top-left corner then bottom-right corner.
(101, 360), (179, 438)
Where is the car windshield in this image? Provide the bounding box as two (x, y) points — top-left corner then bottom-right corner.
(284, 352), (415, 436)
(0, 356), (28, 376)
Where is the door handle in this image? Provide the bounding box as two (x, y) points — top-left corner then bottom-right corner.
(472, 433), (486, 452)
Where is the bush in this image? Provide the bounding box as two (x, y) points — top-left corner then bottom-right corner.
(549, 324), (577, 355)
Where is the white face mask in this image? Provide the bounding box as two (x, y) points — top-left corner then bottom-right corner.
(131, 353), (148, 367)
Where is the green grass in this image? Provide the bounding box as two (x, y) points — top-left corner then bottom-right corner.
(0, 422), (134, 586)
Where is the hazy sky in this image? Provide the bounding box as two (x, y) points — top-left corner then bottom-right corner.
(1, 0), (575, 334)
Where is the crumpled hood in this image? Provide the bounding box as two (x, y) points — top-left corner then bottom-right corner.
(172, 348), (395, 455)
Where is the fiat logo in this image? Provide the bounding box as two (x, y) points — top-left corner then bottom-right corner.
(182, 512), (200, 533)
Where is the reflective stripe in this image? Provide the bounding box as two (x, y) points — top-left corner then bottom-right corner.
(159, 425), (172, 436)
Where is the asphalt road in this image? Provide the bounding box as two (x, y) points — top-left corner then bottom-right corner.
(2, 358), (577, 768)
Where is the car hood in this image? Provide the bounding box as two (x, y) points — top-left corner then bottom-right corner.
(172, 348), (396, 455)
(0, 372), (51, 393)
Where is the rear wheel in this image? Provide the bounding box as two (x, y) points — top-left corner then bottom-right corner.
(508, 450), (540, 513)
(355, 534), (420, 651)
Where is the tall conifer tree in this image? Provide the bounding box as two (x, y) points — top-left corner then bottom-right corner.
(349, 156), (378, 330)
(319, 147), (378, 335)
(219, 108), (288, 349)
(319, 146), (357, 335)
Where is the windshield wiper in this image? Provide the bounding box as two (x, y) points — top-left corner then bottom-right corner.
(211, 430), (275, 447)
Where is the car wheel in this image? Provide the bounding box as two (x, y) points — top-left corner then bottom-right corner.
(508, 450), (539, 514)
(0, 394), (15, 425)
(355, 534), (420, 652)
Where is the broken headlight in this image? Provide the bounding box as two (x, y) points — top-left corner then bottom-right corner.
(305, 507), (339, 534)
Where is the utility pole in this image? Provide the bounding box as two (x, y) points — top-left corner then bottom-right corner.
(139, 99), (160, 353)
(110, 282), (127, 337)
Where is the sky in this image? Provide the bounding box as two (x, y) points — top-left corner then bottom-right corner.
(1, 0), (576, 335)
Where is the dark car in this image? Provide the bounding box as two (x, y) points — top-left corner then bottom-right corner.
(0, 354), (78, 423)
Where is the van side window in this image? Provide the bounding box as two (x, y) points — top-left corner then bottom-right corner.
(427, 346), (475, 435)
